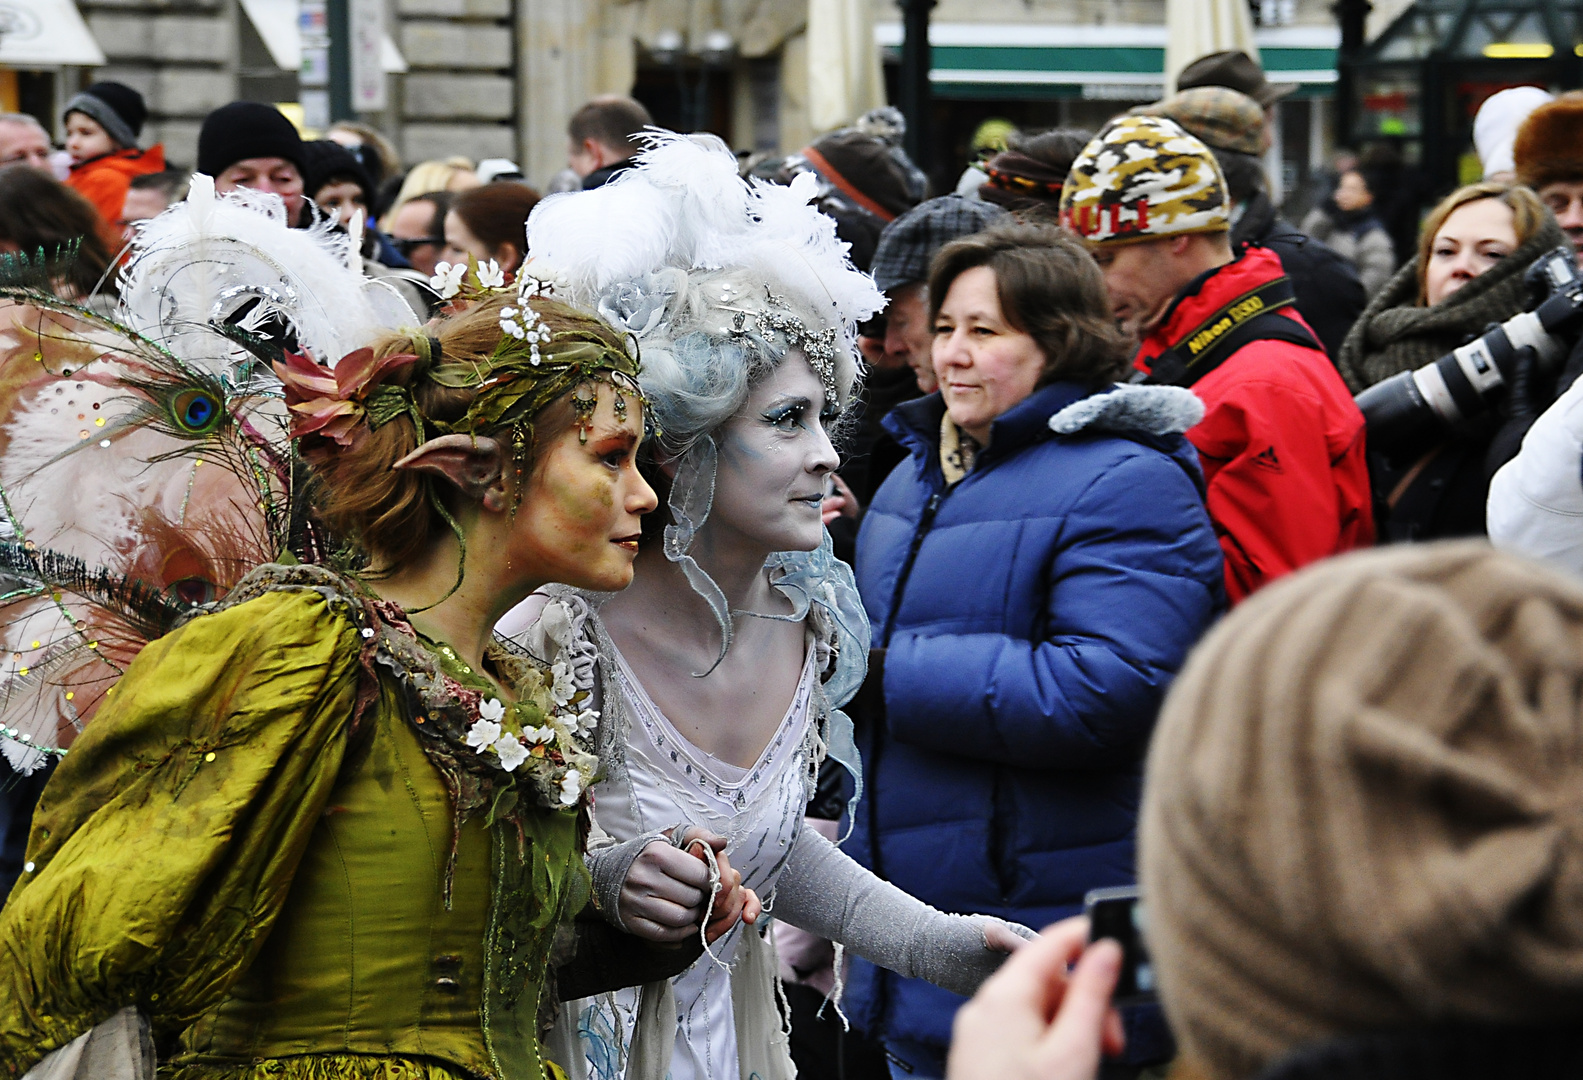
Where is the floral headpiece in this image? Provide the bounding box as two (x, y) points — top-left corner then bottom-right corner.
(273, 261), (646, 471)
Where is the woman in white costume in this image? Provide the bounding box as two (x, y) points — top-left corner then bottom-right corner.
(505, 134), (1029, 1080)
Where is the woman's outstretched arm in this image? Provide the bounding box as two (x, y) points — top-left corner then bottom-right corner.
(771, 825), (1032, 997)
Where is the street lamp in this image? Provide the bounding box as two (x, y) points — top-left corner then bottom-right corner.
(701, 30), (736, 68)
(652, 29), (684, 69)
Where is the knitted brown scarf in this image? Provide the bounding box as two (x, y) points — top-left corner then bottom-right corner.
(1141, 543), (1583, 1080)
(1335, 215), (1567, 393)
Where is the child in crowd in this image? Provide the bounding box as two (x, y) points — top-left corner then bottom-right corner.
(63, 81), (165, 247)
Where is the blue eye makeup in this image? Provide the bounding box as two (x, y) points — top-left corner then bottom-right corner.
(763, 397), (813, 429)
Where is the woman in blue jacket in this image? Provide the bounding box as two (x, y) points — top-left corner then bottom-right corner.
(849, 223), (1226, 1078)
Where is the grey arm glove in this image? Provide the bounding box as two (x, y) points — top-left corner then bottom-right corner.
(771, 826), (1036, 998)
(586, 826), (679, 933)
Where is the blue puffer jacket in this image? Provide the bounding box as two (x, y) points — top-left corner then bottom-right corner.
(847, 380), (1226, 1050)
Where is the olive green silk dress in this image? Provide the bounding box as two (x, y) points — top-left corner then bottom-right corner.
(0, 581), (586, 1080)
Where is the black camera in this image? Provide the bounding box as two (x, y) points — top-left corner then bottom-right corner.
(1355, 246), (1583, 460)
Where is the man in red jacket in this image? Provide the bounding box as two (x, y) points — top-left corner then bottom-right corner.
(1061, 115), (1372, 602)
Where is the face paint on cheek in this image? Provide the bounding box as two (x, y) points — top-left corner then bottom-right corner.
(719, 426), (768, 471)
(544, 468), (613, 534)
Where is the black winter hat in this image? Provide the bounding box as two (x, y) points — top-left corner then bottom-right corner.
(298, 139), (374, 207)
(197, 101), (305, 178)
(63, 81), (146, 150)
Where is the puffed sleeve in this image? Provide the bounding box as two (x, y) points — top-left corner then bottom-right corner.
(0, 588), (365, 1075)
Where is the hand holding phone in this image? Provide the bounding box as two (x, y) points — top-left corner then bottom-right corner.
(1083, 886), (1156, 1006)
(946, 916), (1125, 1080)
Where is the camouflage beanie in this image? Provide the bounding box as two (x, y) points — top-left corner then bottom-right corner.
(1060, 115), (1230, 246)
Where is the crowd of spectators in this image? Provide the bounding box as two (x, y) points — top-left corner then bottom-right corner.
(5, 56), (1583, 1080)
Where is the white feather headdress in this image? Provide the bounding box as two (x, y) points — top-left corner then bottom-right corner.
(118, 174), (417, 376)
(525, 133), (881, 677)
(526, 132), (884, 407)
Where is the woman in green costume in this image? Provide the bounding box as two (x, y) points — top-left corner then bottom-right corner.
(0, 274), (746, 1079)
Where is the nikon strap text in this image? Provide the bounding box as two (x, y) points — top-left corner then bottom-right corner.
(1146, 275), (1321, 388)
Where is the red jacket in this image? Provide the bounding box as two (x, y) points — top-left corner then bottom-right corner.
(1137, 246), (1373, 602)
(67, 145), (165, 248)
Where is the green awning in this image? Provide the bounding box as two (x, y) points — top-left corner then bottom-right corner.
(875, 23), (1338, 100)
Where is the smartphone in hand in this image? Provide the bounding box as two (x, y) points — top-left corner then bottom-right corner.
(1083, 885), (1156, 1006)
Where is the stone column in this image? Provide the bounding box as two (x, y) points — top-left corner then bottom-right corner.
(516, 0), (601, 188)
(398, 0), (517, 166)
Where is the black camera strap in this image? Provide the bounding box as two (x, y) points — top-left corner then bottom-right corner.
(1146, 275), (1321, 389)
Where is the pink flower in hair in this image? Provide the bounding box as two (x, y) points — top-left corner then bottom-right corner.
(272, 346), (422, 446)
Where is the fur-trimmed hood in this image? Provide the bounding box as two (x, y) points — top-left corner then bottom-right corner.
(1048, 382), (1204, 438)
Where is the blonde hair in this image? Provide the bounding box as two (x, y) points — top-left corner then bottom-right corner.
(1417, 181), (1547, 304)
(326, 121), (401, 181)
(390, 157), (481, 216)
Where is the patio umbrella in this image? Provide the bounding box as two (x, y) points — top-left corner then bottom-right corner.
(808, 0), (886, 132)
(1165, 0), (1260, 91)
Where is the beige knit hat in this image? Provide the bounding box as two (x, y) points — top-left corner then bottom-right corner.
(1140, 542), (1583, 1080)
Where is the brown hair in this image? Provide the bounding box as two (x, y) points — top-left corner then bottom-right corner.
(1416, 181), (1547, 304)
(567, 96), (653, 155)
(0, 164), (114, 299)
(450, 182), (540, 267)
(307, 292), (625, 568)
(927, 221), (1131, 389)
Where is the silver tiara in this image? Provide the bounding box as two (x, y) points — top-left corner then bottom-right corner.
(728, 286), (841, 405)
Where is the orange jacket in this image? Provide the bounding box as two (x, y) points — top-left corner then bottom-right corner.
(1137, 246), (1374, 603)
(67, 145), (166, 248)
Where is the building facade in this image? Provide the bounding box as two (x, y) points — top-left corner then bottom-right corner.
(5, 0), (1342, 199)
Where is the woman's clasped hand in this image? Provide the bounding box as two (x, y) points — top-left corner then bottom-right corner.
(618, 827), (762, 944)
(946, 917), (1124, 1080)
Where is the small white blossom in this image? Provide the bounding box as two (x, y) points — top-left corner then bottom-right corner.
(493, 733), (529, 772)
(558, 770), (584, 806)
(479, 697), (505, 722)
(550, 661), (575, 707)
(430, 261), (466, 299)
(517, 273), (554, 300)
(477, 259), (506, 289)
(523, 723), (555, 745)
(465, 718), (502, 750)
(575, 708), (600, 737)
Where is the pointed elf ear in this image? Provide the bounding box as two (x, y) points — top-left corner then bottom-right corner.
(393, 434), (509, 511)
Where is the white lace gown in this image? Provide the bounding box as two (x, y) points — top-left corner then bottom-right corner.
(573, 638), (818, 1080)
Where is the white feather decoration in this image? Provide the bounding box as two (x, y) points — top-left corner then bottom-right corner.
(118, 174), (415, 374)
(527, 132), (883, 329)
